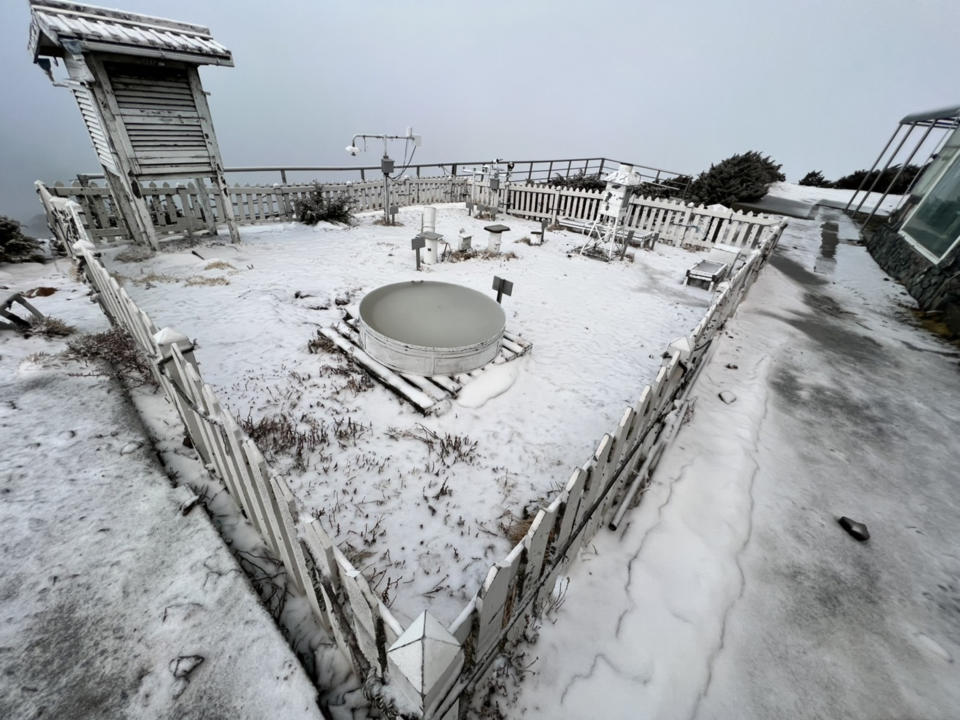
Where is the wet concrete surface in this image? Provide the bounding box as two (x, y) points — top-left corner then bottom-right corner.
(697, 219), (960, 719)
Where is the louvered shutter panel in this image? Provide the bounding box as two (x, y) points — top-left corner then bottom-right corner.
(71, 85), (117, 174)
(105, 62), (213, 177)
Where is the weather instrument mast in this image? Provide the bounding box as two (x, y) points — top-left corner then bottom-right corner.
(345, 129), (422, 224)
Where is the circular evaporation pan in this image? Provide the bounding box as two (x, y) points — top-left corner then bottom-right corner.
(358, 281), (506, 376)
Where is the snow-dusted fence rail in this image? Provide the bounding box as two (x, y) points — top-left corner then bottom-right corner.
(504, 183), (783, 249)
(37, 177), (786, 718)
(47, 155), (692, 245)
(46, 176), (471, 241)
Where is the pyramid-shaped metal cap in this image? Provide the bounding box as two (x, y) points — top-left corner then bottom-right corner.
(387, 611), (463, 705)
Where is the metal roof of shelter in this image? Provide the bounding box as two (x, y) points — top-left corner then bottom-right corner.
(28, 0), (233, 66)
(900, 105), (960, 130)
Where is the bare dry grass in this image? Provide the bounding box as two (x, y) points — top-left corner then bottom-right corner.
(203, 261), (236, 271)
(26, 316), (75, 338)
(184, 275), (230, 287)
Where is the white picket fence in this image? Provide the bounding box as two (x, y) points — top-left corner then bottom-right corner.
(503, 182), (783, 250)
(423, 218), (786, 718)
(46, 176), (470, 241)
(48, 173), (779, 258)
(36, 178), (786, 718)
(35, 182), (413, 713)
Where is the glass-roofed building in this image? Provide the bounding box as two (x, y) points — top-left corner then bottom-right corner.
(854, 105), (960, 333)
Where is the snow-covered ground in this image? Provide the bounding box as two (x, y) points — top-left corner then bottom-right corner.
(505, 207), (960, 718)
(104, 204), (711, 623)
(0, 260), (326, 719)
(766, 181), (904, 215)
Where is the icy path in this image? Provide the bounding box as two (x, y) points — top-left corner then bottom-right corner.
(509, 209), (960, 719)
(0, 262), (323, 719)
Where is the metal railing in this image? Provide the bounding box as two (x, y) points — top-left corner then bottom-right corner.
(74, 156), (690, 187)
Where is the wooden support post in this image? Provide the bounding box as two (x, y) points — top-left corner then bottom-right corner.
(192, 178), (218, 235)
(103, 169), (156, 249)
(176, 184), (199, 236)
(280, 168), (287, 183)
(185, 67), (240, 243)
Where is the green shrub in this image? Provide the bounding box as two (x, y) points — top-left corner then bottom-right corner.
(635, 174), (693, 199)
(832, 164), (922, 195)
(293, 184), (354, 225)
(799, 170), (832, 187)
(687, 151), (784, 206)
(0, 216), (44, 264)
(548, 171), (606, 191)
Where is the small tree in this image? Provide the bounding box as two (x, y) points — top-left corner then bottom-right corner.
(798, 170), (832, 187)
(635, 174), (692, 199)
(0, 216), (44, 264)
(687, 151), (784, 206)
(833, 164), (923, 195)
(293, 184), (354, 225)
(548, 171), (606, 191)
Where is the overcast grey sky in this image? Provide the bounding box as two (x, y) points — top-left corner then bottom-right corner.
(2, 0), (959, 225)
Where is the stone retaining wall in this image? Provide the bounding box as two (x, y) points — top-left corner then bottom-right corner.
(866, 223), (960, 333)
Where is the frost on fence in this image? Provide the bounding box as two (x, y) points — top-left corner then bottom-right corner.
(45, 176), (472, 242)
(36, 179), (786, 718)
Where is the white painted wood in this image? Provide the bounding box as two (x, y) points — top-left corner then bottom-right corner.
(523, 503), (558, 592)
(475, 543), (524, 657)
(554, 467), (587, 552)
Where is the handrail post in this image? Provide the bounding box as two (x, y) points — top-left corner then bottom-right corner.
(280, 168), (287, 184)
(853, 124), (914, 215)
(845, 124), (903, 212)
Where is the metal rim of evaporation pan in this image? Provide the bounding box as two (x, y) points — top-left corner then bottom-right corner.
(358, 280), (506, 376)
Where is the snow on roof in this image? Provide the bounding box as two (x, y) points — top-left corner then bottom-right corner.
(900, 104), (960, 125)
(28, 0), (233, 66)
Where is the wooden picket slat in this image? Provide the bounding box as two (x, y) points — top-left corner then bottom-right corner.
(475, 543), (524, 657)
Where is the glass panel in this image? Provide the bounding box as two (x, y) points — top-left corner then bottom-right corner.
(912, 127), (960, 198)
(903, 158), (960, 259)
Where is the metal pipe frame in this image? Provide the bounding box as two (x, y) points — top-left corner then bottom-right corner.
(852, 124), (915, 214)
(863, 122), (936, 226)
